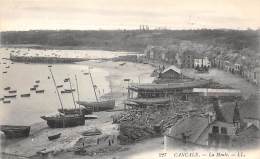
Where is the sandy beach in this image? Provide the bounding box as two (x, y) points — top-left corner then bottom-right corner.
(0, 60), (158, 159)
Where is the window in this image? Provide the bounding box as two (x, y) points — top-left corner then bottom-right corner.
(221, 127), (227, 134)
(212, 126), (219, 134)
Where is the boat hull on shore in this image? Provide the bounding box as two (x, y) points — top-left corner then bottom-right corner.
(77, 99), (115, 112)
(0, 125), (30, 138)
(41, 114), (85, 128)
(58, 107), (92, 115)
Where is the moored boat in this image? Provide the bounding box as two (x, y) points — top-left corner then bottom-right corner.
(2, 71), (7, 74)
(77, 99), (115, 112)
(36, 90), (44, 93)
(30, 87), (36, 91)
(4, 94), (16, 98)
(35, 80), (40, 83)
(33, 84), (39, 88)
(56, 85), (63, 88)
(0, 125), (30, 138)
(4, 87), (11, 90)
(9, 90), (17, 93)
(21, 93), (30, 97)
(48, 133), (61, 141)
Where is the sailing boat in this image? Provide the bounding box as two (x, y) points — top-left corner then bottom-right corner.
(41, 68), (85, 128)
(58, 75), (92, 115)
(77, 70), (115, 112)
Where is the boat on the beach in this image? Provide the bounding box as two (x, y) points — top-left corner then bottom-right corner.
(8, 90), (17, 93)
(4, 87), (11, 90)
(4, 94), (16, 98)
(36, 90), (44, 93)
(77, 99), (115, 112)
(41, 114), (85, 128)
(41, 68), (85, 128)
(33, 84), (39, 88)
(0, 125), (30, 138)
(21, 93), (30, 97)
(35, 80), (40, 83)
(3, 71), (7, 74)
(48, 133), (61, 141)
(58, 107), (92, 115)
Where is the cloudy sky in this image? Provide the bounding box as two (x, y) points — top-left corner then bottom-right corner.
(0, 0), (259, 31)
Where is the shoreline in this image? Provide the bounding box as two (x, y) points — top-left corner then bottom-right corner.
(0, 60), (156, 159)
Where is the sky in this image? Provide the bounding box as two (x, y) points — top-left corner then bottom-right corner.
(0, 0), (260, 31)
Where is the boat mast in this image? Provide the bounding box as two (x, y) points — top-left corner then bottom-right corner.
(49, 68), (64, 112)
(75, 74), (82, 114)
(68, 77), (77, 110)
(89, 70), (99, 111)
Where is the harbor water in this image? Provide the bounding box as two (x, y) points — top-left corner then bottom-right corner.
(0, 48), (141, 125)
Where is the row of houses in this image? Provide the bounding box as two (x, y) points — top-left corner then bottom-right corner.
(143, 45), (210, 69)
(143, 45), (260, 85)
(212, 53), (260, 85)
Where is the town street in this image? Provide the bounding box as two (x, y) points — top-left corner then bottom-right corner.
(182, 68), (257, 99)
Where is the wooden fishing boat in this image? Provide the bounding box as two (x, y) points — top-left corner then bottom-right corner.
(0, 125), (30, 138)
(9, 90), (17, 93)
(48, 65), (52, 68)
(4, 94), (16, 98)
(41, 68), (85, 128)
(5, 66), (10, 69)
(4, 87), (11, 90)
(0, 97), (4, 101)
(33, 84), (39, 88)
(83, 72), (89, 75)
(58, 107), (92, 115)
(41, 114), (85, 128)
(36, 90), (44, 93)
(30, 87), (36, 91)
(35, 80), (40, 83)
(2, 71), (7, 74)
(3, 100), (11, 104)
(48, 133), (61, 141)
(77, 99), (115, 112)
(21, 93), (30, 97)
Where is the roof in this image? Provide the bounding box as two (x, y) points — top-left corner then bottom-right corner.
(238, 124), (260, 138)
(126, 97), (170, 105)
(221, 95), (260, 123)
(129, 79), (210, 91)
(162, 65), (181, 74)
(168, 115), (209, 143)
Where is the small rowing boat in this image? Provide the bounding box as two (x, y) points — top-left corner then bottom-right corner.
(9, 90), (17, 93)
(4, 87), (11, 90)
(4, 95), (16, 98)
(21, 93), (30, 97)
(48, 133), (61, 141)
(36, 90), (44, 93)
(30, 87), (36, 91)
(33, 84), (39, 88)
(35, 80), (40, 83)
(3, 71), (7, 74)
(64, 78), (69, 82)
(56, 85), (63, 88)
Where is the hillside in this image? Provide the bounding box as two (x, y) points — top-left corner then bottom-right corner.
(1, 29), (259, 52)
